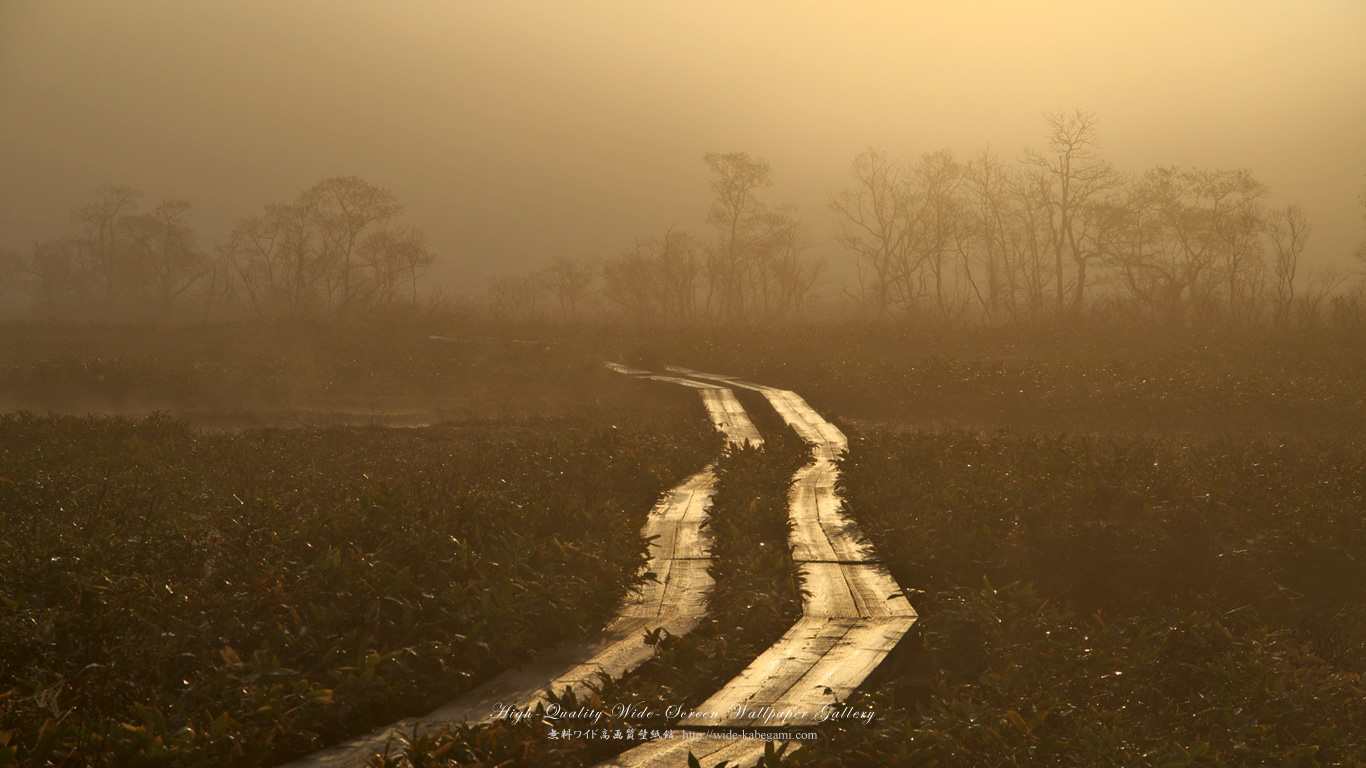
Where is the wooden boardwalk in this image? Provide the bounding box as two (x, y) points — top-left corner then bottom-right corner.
(280, 380), (757, 768)
(284, 366), (912, 768)
(593, 368), (916, 768)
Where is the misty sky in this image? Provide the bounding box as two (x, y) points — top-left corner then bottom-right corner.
(2, 1), (1363, 293)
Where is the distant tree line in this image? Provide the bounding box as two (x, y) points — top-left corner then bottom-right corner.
(487, 151), (825, 325)
(488, 114), (1366, 329)
(3, 120), (1364, 329)
(829, 112), (1362, 328)
(0, 176), (433, 321)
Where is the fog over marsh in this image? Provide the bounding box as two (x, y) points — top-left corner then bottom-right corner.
(1, 0), (1363, 294)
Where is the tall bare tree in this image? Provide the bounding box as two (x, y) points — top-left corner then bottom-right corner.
(653, 228), (703, 322)
(359, 226), (434, 306)
(703, 152), (772, 321)
(486, 274), (546, 323)
(909, 150), (964, 321)
(830, 149), (915, 316)
(121, 199), (208, 314)
(24, 239), (92, 314)
(600, 247), (659, 324)
(749, 205), (821, 320)
(218, 202), (323, 317)
(536, 255), (597, 322)
(1023, 111), (1123, 317)
(1113, 166), (1266, 325)
(300, 176), (402, 311)
(218, 178), (428, 318)
(73, 186), (141, 310)
(961, 149), (1018, 323)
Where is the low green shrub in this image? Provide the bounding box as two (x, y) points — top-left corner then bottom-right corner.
(0, 411), (718, 766)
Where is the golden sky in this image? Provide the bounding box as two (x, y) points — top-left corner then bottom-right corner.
(1, 0), (1363, 288)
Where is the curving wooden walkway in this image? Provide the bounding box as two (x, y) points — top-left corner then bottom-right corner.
(280, 380), (758, 768)
(594, 367), (916, 768)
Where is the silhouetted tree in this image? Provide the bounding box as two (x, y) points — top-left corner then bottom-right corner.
(72, 186), (141, 311)
(301, 176), (403, 311)
(24, 238), (91, 314)
(121, 199), (208, 314)
(536, 256), (597, 322)
(601, 245), (661, 324)
(217, 177), (429, 319)
(486, 273), (546, 323)
(830, 149), (916, 317)
(1267, 204), (1311, 327)
(1023, 111), (1123, 318)
(1112, 167), (1266, 325)
(910, 149), (966, 321)
(749, 205), (822, 319)
(831, 148), (964, 321)
(653, 228), (703, 322)
(218, 202), (323, 317)
(704, 151), (772, 321)
(961, 149), (1017, 323)
(359, 226), (434, 306)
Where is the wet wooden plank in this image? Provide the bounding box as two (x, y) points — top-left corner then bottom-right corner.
(688, 617), (912, 729)
(645, 373), (716, 389)
(698, 387), (764, 447)
(638, 471), (716, 562)
(759, 617), (917, 723)
(799, 561), (916, 619)
(599, 371), (916, 768)
(677, 618), (859, 727)
(604, 362), (652, 375)
(638, 374), (762, 448)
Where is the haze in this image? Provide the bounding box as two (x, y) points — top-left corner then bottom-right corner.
(2, 0), (1363, 293)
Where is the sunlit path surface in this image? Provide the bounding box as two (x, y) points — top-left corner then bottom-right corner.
(280, 377), (758, 768)
(595, 368), (916, 768)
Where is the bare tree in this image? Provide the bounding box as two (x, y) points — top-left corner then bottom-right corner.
(73, 186), (141, 310)
(1010, 167), (1057, 321)
(359, 226), (434, 306)
(653, 228), (702, 322)
(909, 150), (964, 322)
(1217, 203), (1267, 324)
(1266, 204), (1311, 327)
(600, 247), (661, 324)
(218, 202), (324, 317)
(300, 176), (402, 311)
(121, 199), (208, 314)
(830, 149), (915, 316)
(25, 238), (93, 314)
(703, 151), (772, 321)
(1023, 111), (1123, 318)
(486, 274), (546, 323)
(749, 205), (821, 320)
(218, 178), (428, 318)
(1295, 267), (1349, 327)
(1112, 166), (1266, 326)
(961, 148), (1018, 323)
(536, 255), (597, 322)
(830, 148), (965, 322)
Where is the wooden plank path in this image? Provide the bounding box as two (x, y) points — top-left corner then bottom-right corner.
(594, 367), (916, 768)
(279, 379), (758, 768)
